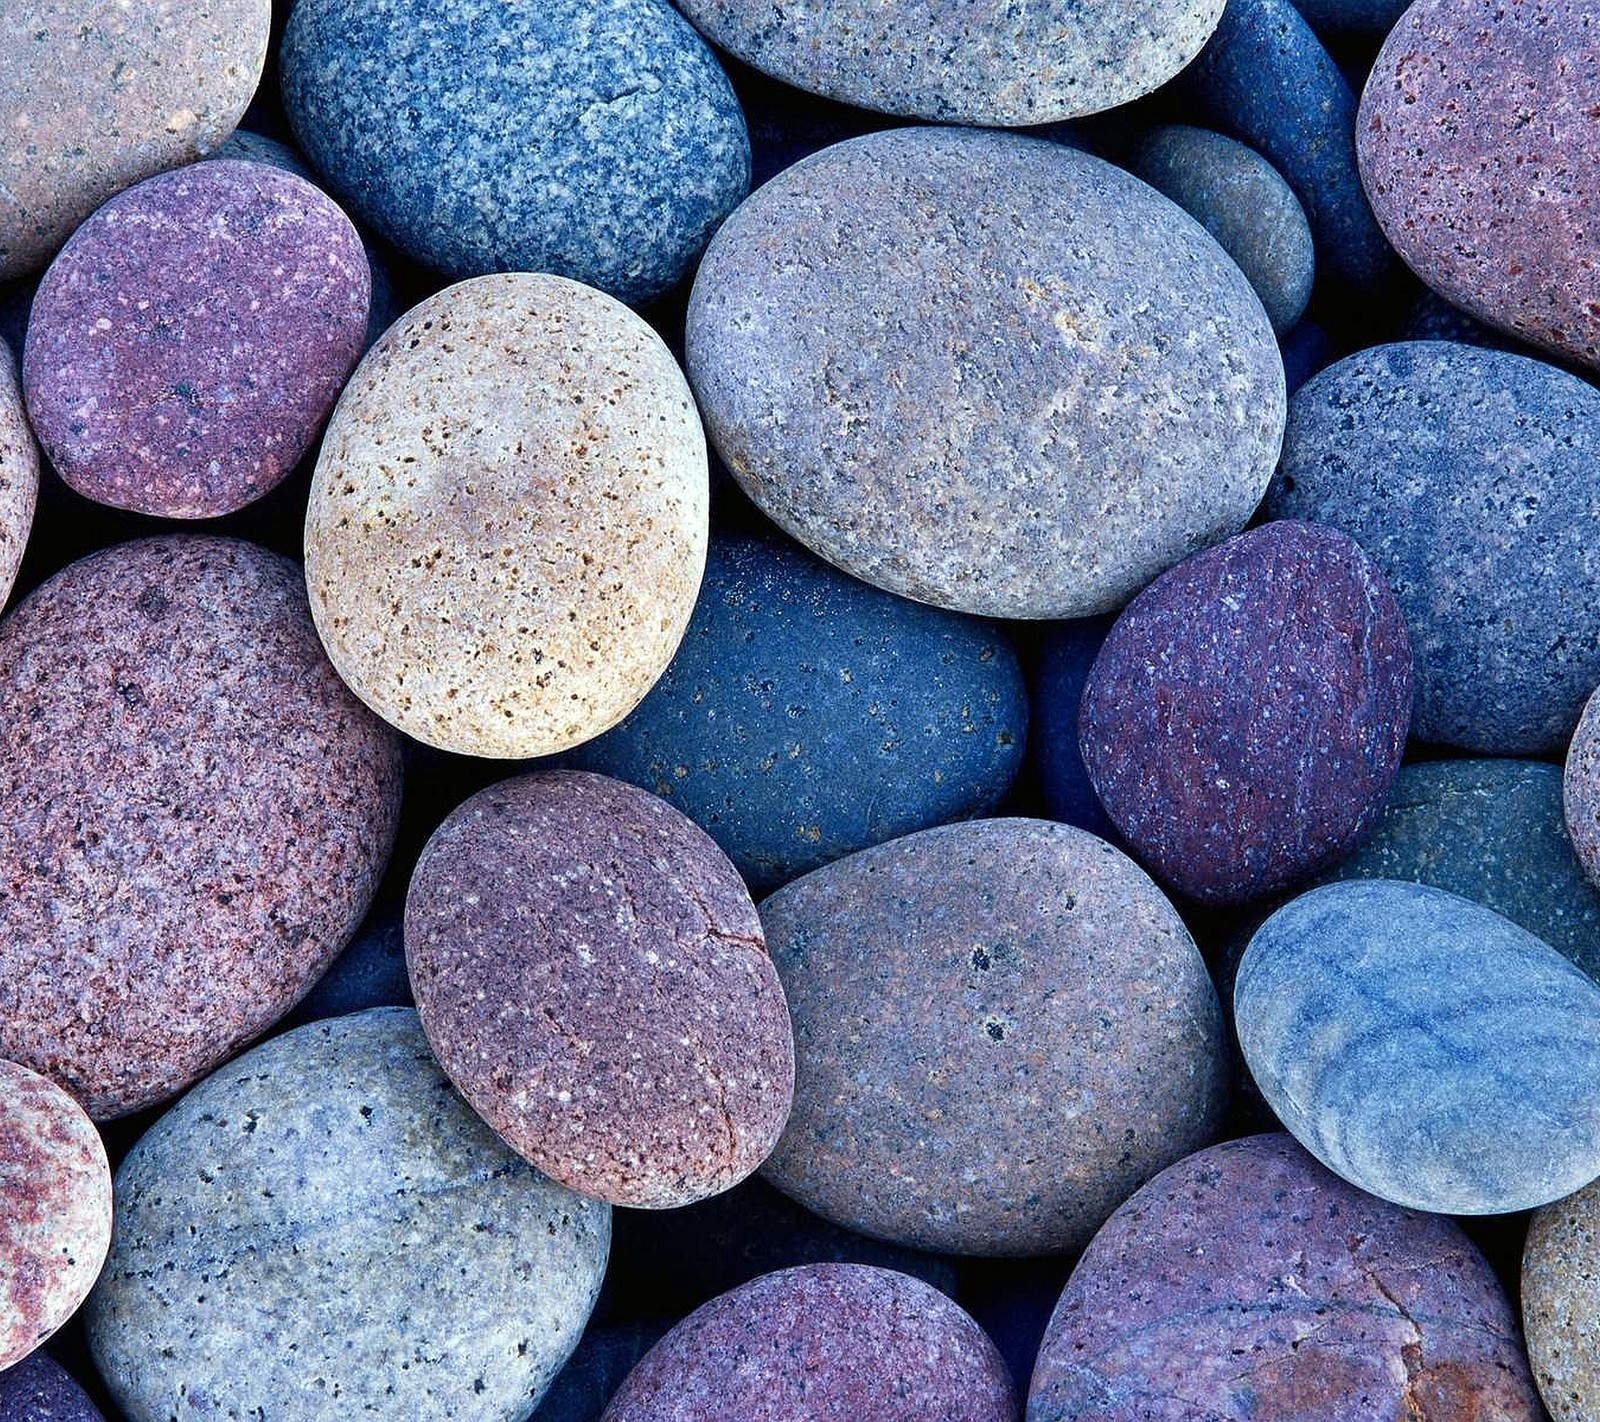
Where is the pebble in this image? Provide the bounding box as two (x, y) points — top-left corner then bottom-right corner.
(687, 126), (1285, 619)
(0, 1353), (106, 1422)
(283, 909), (410, 1028)
(1030, 618), (1116, 840)
(533, 1324), (667, 1422)
(1524, 1175), (1600, 1422)
(305, 273), (708, 759)
(1562, 684), (1600, 891)
(0, 342), (38, 609)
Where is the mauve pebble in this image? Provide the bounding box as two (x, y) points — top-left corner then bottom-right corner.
(85, 1008), (609, 1422)
(687, 127), (1285, 620)
(406, 770), (794, 1208)
(0, 1354), (105, 1422)
(0, 343), (38, 609)
(1524, 1175), (1600, 1422)
(0, 1061), (111, 1370)
(1358, 0), (1600, 371)
(0, 1), (268, 281)
(24, 161), (368, 519)
(1563, 683), (1600, 891)
(601, 1264), (1016, 1422)
(1080, 520), (1412, 906)
(1028, 1134), (1543, 1422)
(0, 536), (402, 1120)
(760, 819), (1228, 1257)
(305, 273), (708, 758)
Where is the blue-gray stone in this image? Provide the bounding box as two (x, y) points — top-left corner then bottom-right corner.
(1031, 617), (1115, 840)
(532, 1324), (667, 1422)
(285, 909), (410, 1027)
(1289, 0), (1410, 35)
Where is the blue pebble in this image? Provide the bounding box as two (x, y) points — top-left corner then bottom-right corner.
(285, 911), (411, 1027)
(1288, 0), (1411, 36)
(1279, 318), (1333, 395)
(531, 1323), (667, 1422)
(1030, 618), (1114, 840)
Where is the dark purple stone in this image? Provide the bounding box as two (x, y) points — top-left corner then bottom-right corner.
(0, 1354), (104, 1422)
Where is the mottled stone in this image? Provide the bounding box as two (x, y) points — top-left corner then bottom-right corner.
(1237, 879), (1600, 1213)
(1563, 684), (1600, 892)
(0, 537), (402, 1120)
(1030, 618), (1115, 839)
(24, 161), (369, 518)
(86, 1009), (609, 1422)
(1028, 1134), (1543, 1422)
(306, 273), (708, 758)
(285, 909), (410, 1028)
(0, 1353), (105, 1422)
(1525, 1175), (1600, 1422)
(0, 1062), (111, 1369)
(281, 0), (748, 306)
(0, 344), (38, 609)
(1358, 0), (1600, 371)
(760, 819), (1228, 1257)
(567, 534), (1027, 893)
(602, 1264), (1015, 1422)
(688, 127), (1285, 620)
(1080, 520), (1412, 905)
(1269, 341), (1600, 753)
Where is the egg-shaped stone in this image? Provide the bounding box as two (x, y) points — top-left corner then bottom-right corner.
(1525, 1175), (1600, 1422)
(0, 343), (38, 609)
(0, 1352), (106, 1422)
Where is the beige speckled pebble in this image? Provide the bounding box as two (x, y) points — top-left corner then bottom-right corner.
(306, 273), (709, 758)
(1525, 1177), (1600, 1421)
(0, 344), (39, 609)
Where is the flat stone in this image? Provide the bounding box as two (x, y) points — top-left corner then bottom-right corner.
(0, 342), (38, 609)
(1525, 1175), (1600, 1422)
(0, 1352), (106, 1422)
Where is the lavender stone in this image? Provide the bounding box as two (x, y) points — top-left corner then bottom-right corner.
(0, 1354), (105, 1422)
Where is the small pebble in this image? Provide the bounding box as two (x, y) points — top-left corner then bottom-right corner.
(1562, 683), (1600, 891)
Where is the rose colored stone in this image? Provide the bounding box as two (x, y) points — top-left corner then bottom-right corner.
(0, 343), (38, 609)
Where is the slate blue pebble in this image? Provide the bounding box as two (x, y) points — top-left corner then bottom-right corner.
(284, 909), (410, 1028)
(1236, 879), (1600, 1214)
(1288, 0), (1411, 35)
(1280, 318), (1333, 395)
(532, 1324), (668, 1422)
(0, 1353), (104, 1422)
(1030, 617), (1115, 840)
(280, 0), (750, 305)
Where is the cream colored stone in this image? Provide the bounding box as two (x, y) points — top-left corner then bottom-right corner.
(0, 344), (38, 609)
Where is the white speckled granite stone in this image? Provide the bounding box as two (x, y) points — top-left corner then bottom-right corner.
(0, 343), (38, 610)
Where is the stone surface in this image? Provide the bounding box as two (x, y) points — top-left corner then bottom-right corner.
(86, 1008), (609, 1422)
(306, 273), (707, 758)
(0, 1), (269, 281)
(1563, 684), (1600, 892)
(407, 770), (794, 1208)
(0, 343), (38, 609)
(1525, 1175), (1600, 1422)
(0, 1353), (106, 1422)
(1358, 0), (1600, 371)
(601, 1264), (1015, 1422)
(533, 1324), (667, 1422)
(0, 537), (402, 1120)
(1270, 341), (1600, 753)
(0, 1061), (112, 1369)
(688, 127), (1285, 620)
(1030, 618), (1115, 839)
(1028, 1134), (1544, 1422)
(760, 819), (1228, 1257)
(281, 0), (748, 306)
(567, 534), (1027, 893)
(1237, 879), (1600, 1213)
(284, 909), (410, 1028)
(24, 161), (369, 518)
(1080, 520), (1412, 905)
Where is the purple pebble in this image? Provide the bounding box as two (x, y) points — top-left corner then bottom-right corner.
(0, 1354), (104, 1422)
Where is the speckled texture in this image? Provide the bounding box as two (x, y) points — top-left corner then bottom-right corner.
(1238, 879), (1600, 1213)
(602, 1264), (1015, 1422)
(0, 1353), (105, 1422)
(1525, 1175), (1600, 1422)
(688, 127), (1285, 620)
(0, 537), (402, 1120)
(567, 534), (1027, 893)
(1028, 1134), (1543, 1422)
(1080, 521), (1412, 906)
(407, 771), (793, 1208)
(0, 344), (38, 609)
(1359, 0), (1600, 370)
(1031, 618), (1115, 839)
(24, 161), (368, 518)
(0, 1061), (111, 1369)
(1563, 684), (1600, 892)
(0, 1), (268, 281)
(86, 1008), (609, 1422)
(281, 0), (748, 306)
(1127, 125), (1314, 335)
(760, 819), (1228, 1257)
(1269, 341), (1600, 753)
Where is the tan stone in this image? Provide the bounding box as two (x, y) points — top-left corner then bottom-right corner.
(0, 343), (38, 608)
(1525, 1177), (1600, 1422)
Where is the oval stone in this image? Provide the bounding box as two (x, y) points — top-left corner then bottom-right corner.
(686, 127), (1285, 620)
(1237, 879), (1600, 1213)
(0, 1353), (106, 1422)
(0, 342), (38, 609)
(1525, 1175), (1600, 1422)
(1564, 684), (1600, 892)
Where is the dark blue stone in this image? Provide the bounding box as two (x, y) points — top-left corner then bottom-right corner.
(531, 1323), (666, 1422)
(285, 910), (410, 1027)
(1030, 617), (1114, 839)
(0, 1354), (104, 1422)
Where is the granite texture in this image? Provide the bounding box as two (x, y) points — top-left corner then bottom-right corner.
(306, 273), (708, 758)
(1358, 0), (1600, 371)
(1237, 879), (1600, 1213)
(1563, 683), (1600, 891)
(86, 1009), (610, 1422)
(1030, 618), (1115, 839)
(1028, 1134), (1544, 1422)
(24, 161), (369, 518)
(1270, 341), (1600, 753)
(688, 127), (1285, 620)
(1525, 1175), (1600, 1422)
(567, 534), (1027, 893)
(0, 537), (402, 1120)
(759, 819), (1228, 1257)
(0, 1354), (105, 1422)
(1080, 520), (1412, 906)
(281, 0), (748, 305)
(0, 343), (38, 609)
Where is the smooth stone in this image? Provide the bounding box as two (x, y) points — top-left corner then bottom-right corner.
(86, 1009), (609, 1422)
(24, 161), (369, 518)
(688, 127), (1285, 620)
(1127, 125), (1314, 334)
(1563, 684), (1600, 891)
(566, 533), (1027, 894)
(1289, 0), (1411, 34)
(0, 1354), (105, 1422)
(407, 770), (794, 1208)
(601, 1264), (1015, 1422)
(1237, 879), (1600, 1213)
(1358, 0), (1600, 371)
(0, 1), (269, 280)
(760, 819), (1228, 1257)
(305, 273), (708, 758)
(0, 537), (402, 1120)
(534, 1325), (668, 1422)
(284, 908), (410, 1027)
(281, 0), (748, 306)
(0, 343), (38, 609)
(1268, 341), (1600, 753)
(1404, 288), (1524, 353)
(1030, 618), (1115, 839)
(1080, 520), (1412, 905)
(0, 1061), (112, 1369)
(1525, 1175), (1600, 1422)
(1028, 1134), (1543, 1422)
(1279, 318), (1333, 395)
